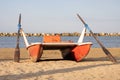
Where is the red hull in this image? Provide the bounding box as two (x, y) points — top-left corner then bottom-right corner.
(27, 43), (92, 62)
(27, 43), (42, 62)
(72, 44), (92, 61)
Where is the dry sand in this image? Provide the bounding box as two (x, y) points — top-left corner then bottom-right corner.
(0, 48), (120, 80)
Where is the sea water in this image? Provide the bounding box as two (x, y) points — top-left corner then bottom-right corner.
(0, 36), (120, 48)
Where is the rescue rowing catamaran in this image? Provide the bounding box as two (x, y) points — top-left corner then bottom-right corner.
(14, 14), (117, 63)
(21, 27), (92, 62)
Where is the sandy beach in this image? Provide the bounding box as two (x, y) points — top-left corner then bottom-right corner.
(0, 48), (120, 80)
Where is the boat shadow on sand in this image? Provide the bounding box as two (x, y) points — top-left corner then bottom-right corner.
(34, 56), (119, 62)
(0, 56), (120, 62)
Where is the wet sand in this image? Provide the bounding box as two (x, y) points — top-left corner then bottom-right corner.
(0, 48), (120, 80)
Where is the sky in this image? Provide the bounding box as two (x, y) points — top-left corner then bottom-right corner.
(0, 0), (120, 33)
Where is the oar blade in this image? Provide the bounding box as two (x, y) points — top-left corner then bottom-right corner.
(14, 46), (20, 62)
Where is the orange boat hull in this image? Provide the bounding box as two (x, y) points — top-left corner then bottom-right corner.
(27, 43), (43, 62)
(27, 43), (92, 62)
(72, 44), (92, 61)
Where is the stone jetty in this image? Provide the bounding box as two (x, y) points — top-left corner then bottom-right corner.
(0, 32), (120, 37)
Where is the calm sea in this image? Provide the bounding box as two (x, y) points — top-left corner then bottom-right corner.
(0, 36), (120, 48)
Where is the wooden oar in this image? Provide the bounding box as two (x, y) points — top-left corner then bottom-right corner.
(14, 14), (21, 62)
(77, 14), (117, 63)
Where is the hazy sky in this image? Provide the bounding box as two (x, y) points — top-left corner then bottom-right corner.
(0, 0), (120, 33)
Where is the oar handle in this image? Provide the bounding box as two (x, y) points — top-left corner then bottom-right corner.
(77, 14), (86, 25)
(16, 14), (21, 44)
(18, 14), (21, 30)
(77, 14), (91, 31)
(18, 14), (21, 25)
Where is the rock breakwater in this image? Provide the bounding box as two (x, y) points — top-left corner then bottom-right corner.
(0, 32), (120, 37)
